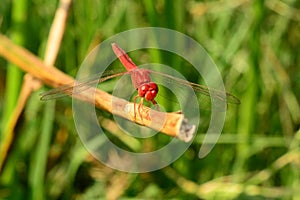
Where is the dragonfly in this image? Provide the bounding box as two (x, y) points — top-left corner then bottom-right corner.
(41, 43), (240, 116)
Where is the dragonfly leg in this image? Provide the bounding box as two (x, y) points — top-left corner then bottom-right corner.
(133, 96), (158, 125)
(133, 95), (145, 124)
(137, 98), (145, 125)
(151, 100), (160, 111)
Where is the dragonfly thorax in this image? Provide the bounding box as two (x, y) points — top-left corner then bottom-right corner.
(138, 82), (158, 103)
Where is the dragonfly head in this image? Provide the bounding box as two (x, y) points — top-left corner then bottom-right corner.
(138, 82), (158, 103)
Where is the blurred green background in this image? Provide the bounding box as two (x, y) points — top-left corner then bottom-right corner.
(1, 0), (300, 199)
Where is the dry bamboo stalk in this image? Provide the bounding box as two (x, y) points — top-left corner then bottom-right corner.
(0, 34), (196, 141)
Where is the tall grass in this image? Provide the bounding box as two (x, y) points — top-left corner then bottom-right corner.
(1, 0), (300, 199)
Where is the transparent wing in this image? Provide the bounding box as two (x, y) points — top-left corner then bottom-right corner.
(40, 70), (129, 101)
(146, 69), (240, 110)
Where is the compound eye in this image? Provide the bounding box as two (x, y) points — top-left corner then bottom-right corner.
(149, 82), (158, 91)
(145, 84), (158, 101)
(138, 84), (149, 97)
(150, 90), (157, 95)
(145, 90), (157, 101)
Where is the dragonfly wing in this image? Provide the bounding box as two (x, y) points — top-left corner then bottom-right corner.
(40, 79), (100, 101)
(40, 70), (129, 101)
(147, 69), (240, 111)
(187, 81), (240, 104)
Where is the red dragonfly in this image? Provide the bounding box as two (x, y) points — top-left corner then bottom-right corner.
(41, 43), (240, 113)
